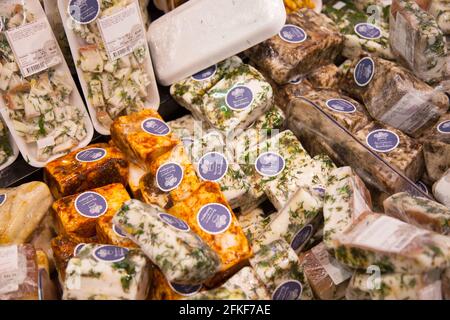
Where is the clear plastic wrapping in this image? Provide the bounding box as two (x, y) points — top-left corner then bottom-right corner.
(44, 142), (129, 199)
(0, 0), (93, 167)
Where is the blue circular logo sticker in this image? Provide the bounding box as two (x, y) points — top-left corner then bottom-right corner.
(354, 23), (382, 40)
(290, 224), (314, 251)
(141, 118), (171, 136)
(226, 86), (254, 111)
(93, 245), (129, 263)
(0, 194), (6, 206)
(272, 280), (303, 300)
(73, 243), (86, 256)
(191, 65), (217, 81)
(197, 203), (232, 235)
(437, 120), (450, 134)
(255, 152), (285, 177)
(169, 282), (202, 296)
(159, 213), (190, 232)
(75, 191), (108, 218)
(76, 148), (107, 163)
(279, 25), (307, 44)
(198, 152), (228, 182)
(354, 57), (375, 87)
(326, 99), (356, 114)
(366, 129), (400, 153)
(156, 162), (184, 192)
(113, 224), (127, 238)
(416, 181), (429, 195)
(68, 0), (100, 25)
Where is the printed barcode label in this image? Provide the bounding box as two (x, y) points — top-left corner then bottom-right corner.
(25, 62), (47, 76)
(6, 18), (62, 78)
(97, 2), (147, 62)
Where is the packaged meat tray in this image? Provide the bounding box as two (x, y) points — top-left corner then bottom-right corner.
(44, 143), (129, 199)
(245, 8), (344, 85)
(0, 0), (93, 167)
(58, 0), (159, 135)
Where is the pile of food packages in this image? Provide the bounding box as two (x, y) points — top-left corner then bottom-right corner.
(2, 0), (450, 301)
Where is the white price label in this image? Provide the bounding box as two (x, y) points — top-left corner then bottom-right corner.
(97, 2), (146, 61)
(6, 18), (62, 77)
(0, 245), (19, 295)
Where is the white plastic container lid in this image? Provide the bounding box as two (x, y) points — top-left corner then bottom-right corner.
(147, 0), (287, 86)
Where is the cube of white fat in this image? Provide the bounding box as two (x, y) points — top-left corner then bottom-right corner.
(346, 270), (443, 300)
(88, 80), (105, 108)
(130, 70), (150, 97)
(333, 212), (450, 273)
(170, 56), (243, 118)
(250, 239), (314, 300)
(63, 244), (150, 300)
(113, 199), (221, 284)
(0, 64), (13, 91)
(433, 169), (450, 209)
(23, 94), (41, 120)
(100, 73), (114, 100)
(202, 64), (273, 135)
(323, 167), (373, 249)
(222, 267), (270, 300)
(79, 46), (104, 73)
(50, 70), (73, 95)
(255, 188), (323, 254)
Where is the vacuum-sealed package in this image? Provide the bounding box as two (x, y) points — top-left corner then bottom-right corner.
(149, 267), (204, 300)
(420, 113), (450, 183)
(324, 0), (394, 60)
(341, 56), (448, 138)
(0, 0), (93, 167)
(0, 244), (39, 300)
(113, 199), (221, 284)
(433, 168), (450, 208)
(0, 181), (53, 245)
(346, 270), (443, 300)
(63, 244), (151, 300)
(245, 8), (344, 85)
(390, 0), (448, 84)
(58, 0), (159, 135)
(384, 192), (450, 234)
(44, 143), (129, 199)
(333, 212), (450, 273)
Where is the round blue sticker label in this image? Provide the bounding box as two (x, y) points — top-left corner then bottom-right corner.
(326, 99), (356, 114)
(75, 191), (108, 218)
(197, 203), (232, 235)
(74, 243), (86, 256)
(159, 213), (190, 232)
(255, 152), (285, 177)
(141, 118), (171, 136)
(198, 152), (228, 182)
(156, 162), (184, 192)
(169, 282), (202, 296)
(113, 224), (127, 238)
(0, 194), (6, 206)
(354, 57), (375, 87)
(366, 129), (400, 153)
(416, 181), (429, 195)
(272, 280), (303, 300)
(68, 0), (100, 24)
(290, 224), (314, 251)
(437, 120), (450, 134)
(191, 65), (217, 81)
(226, 86), (254, 111)
(354, 23), (382, 40)
(93, 245), (129, 263)
(76, 148), (107, 163)
(279, 25), (307, 44)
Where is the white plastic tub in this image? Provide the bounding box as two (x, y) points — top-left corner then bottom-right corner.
(147, 0), (287, 85)
(58, 0), (160, 135)
(0, 0), (94, 168)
